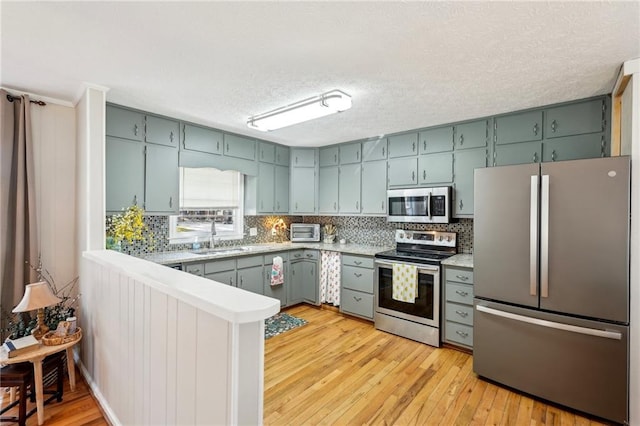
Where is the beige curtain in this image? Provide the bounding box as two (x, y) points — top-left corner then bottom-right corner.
(0, 89), (39, 327)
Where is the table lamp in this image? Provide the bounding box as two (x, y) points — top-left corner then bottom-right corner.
(12, 281), (62, 340)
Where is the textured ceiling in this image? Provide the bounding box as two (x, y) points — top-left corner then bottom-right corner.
(1, 1), (639, 147)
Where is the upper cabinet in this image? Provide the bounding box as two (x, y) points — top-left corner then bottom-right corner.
(319, 146), (339, 167)
(495, 111), (543, 145)
(182, 124), (223, 155)
(106, 105), (144, 141)
(454, 120), (489, 150)
(544, 98), (605, 139)
(224, 134), (255, 160)
(362, 138), (387, 161)
(419, 126), (453, 154)
(339, 142), (361, 164)
(388, 133), (418, 158)
(291, 148), (316, 167)
(259, 142), (276, 163)
(275, 145), (290, 166)
(145, 115), (180, 147)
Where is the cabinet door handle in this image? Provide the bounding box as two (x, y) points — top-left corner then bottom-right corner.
(381, 201), (385, 211)
(423, 170), (426, 180)
(356, 201), (359, 210)
(455, 290), (468, 297)
(455, 330), (469, 338)
(455, 275), (469, 281)
(169, 196), (173, 208)
(356, 151), (359, 160)
(334, 202), (337, 211)
(382, 147), (385, 157)
(412, 141), (416, 153)
(295, 156), (298, 164)
(551, 150), (557, 161)
(134, 124), (139, 136)
(458, 199), (463, 210)
(533, 152), (538, 163)
(459, 134), (464, 145)
(533, 123), (538, 135)
(334, 153), (337, 163)
(240, 276), (243, 287)
(353, 296), (362, 302)
(551, 120), (557, 132)
(133, 195), (138, 206)
(170, 131), (174, 143)
(354, 272), (362, 278)
(455, 310), (469, 317)
(217, 141), (220, 151)
(411, 171), (415, 181)
(226, 143), (230, 152)
(423, 140), (426, 151)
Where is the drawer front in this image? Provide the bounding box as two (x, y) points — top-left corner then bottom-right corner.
(289, 250), (305, 260)
(342, 254), (373, 269)
(341, 265), (374, 293)
(237, 255), (263, 269)
(445, 321), (473, 347)
(341, 289), (374, 319)
(303, 250), (319, 260)
(184, 263), (204, 276)
(264, 252), (289, 264)
(445, 267), (474, 284)
(445, 302), (474, 326)
(446, 282), (474, 305)
(204, 259), (236, 274)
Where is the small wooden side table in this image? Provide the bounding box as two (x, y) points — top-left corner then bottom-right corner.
(1, 337), (81, 425)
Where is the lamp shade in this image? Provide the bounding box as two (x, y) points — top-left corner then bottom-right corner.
(12, 281), (62, 313)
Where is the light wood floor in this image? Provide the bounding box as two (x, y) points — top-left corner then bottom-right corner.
(0, 365), (108, 426)
(264, 305), (611, 426)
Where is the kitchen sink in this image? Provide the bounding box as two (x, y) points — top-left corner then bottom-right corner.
(190, 247), (251, 256)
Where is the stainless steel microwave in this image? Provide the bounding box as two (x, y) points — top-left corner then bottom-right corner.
(290, 223), (321, 242)
(387, 187), (452, 223)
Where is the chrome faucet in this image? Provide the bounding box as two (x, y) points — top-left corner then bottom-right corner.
(210, 220), (217, 248)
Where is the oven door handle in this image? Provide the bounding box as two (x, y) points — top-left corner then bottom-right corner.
(375, 259), (439, 273)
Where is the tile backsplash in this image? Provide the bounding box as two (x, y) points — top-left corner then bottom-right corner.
(113, 215), (473, 257)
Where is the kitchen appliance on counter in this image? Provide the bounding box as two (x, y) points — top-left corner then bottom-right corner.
(290, 223), (321, 242)
(374, 229), (457, 347)
(387, 186), (452, 223)
(473, 156), (630, 424)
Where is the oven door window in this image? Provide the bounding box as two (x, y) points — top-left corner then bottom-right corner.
(378, 265), (435, 320)
(388, 196), (428, 217)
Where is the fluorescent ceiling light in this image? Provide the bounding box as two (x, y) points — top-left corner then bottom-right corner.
(247, 89), (352, 132)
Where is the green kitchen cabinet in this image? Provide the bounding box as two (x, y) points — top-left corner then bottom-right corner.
(206, 270), (236, 286)
(362, 138), (387, 161)
(290, 250), (319, 305)
(418, 152), (453, 185)
(223, 134), (256, 160)
(145, 115), (180, 148)
(274, 165), (289, 213)
(544, 98), (605, 139)
(495, 110), (543, 145)
(454, 120), (488, 150)
(419, 126), (453, 154)
(145, 143), (179, 213)
(291, 148), (316, 167)
(388, 133), (418, 158)
(301, 261), (318, 304)
(340, 254), (375, 320)
(387, 157), (418, 187)
(258, 142), (276, 163)
(319, 146), (339, 167)
(361, 160), (387, 215)
(453, 148), (486, 217)
(290, 167), (316, 213)
(340, 142), (361, 164)
(106, 105), (144, 142)
(275, 145), (290, 166)
(289, 261), (304, 305)
(264, 253), (288, 307)
(443, 266), (475, 349)
(237, 265), (264, 295)
(182, 123), (223, 154)
(319, 166), (339, 214)
(257, 163), (276, 213)
(494, 141), (542, 166)
(542, 133), (605, 162)
(339, 164), (361, 213)
(106, 136), (144, 212)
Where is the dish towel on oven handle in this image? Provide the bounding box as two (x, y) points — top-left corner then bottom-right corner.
(392, 263), (418, 303)
(271, 256), (284, 286)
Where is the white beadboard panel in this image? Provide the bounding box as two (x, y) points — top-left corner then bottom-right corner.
(80, 252), (275, 425)
(166, 297), (178, 425)
(176, 301), (197, 425)
(196, 309), (230, 425)
(149, 289), (168, 425)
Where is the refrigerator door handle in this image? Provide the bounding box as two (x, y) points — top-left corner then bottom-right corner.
(476, 305), (622, 340)
(541, 174), (550, 298)
(530, 175), (539, 296)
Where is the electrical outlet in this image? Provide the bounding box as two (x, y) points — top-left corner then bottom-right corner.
(271, 228), (277, 236)
(249, 227), (258, 236)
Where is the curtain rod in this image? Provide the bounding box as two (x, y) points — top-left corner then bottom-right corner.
(6, 94), (46, 106)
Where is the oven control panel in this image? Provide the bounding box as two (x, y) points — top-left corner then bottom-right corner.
(395, 230), (456, 247)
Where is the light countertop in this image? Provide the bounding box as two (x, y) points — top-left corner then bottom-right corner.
(143, 242), (393, 265)
(441, 253), (474, 268)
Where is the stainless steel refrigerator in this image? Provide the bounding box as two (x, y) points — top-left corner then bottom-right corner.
(473, 156), (630, 424)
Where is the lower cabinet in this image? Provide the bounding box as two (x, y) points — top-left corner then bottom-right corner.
(289, 250), (319, 305)
(339, 254), (374, 320)
(442, 265), (475, 349)
(263, 252), (288, 307)
(237, 265), (264, 295)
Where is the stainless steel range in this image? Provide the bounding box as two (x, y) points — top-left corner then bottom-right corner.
(374, 229), (456, 347)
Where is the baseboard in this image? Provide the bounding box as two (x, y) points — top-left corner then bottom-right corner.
(75, 356), (121, 426)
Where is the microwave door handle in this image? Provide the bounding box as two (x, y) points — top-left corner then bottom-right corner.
(427, 192), (431, 219)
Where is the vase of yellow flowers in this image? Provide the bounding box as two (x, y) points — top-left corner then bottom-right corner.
(106, 205), (149, 251)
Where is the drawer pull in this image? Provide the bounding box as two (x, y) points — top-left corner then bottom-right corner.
(354, 272), (362, 278)
(191, 269), (200, 274)
(455, 290), (468, 297)
(306, 254), (313, 258)
(353, 296), (362, 302)
(455, 275), (469, 281)
(455, 330), (469, 338)
(455, 310), (468, 317)
(294, 254), (302, 258)
(354, 261), (362, 265)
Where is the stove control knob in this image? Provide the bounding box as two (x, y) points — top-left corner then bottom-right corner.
(405, 232), (412, 240)
(399, 231), (405, 239)
(446, 236), (451, 242)
(439, 236), (443, 242)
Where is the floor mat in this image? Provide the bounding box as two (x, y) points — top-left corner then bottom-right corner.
(264, 312), (308, 339)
